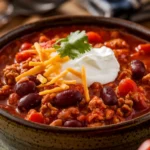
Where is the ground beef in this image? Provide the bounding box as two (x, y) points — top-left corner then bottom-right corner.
(0, 85), (13, 100)
(142, 73), (150, 85)
(8, 93), (19, 106)
(88, 96), (106, 111)
(104, 38), (129, 49)
(117, 69), (132, 81)
(3, 64), (20, 85)
(58, 107), (80, 120)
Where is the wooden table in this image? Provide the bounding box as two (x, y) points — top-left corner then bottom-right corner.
(1, 0), (150, 37)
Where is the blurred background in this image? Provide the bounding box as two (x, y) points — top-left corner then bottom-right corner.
(0, 0), (150, 36)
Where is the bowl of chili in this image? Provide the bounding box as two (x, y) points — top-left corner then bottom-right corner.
(0, 16), (150, 150)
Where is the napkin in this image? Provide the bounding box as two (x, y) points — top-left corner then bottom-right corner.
(78, 0), (150, 22)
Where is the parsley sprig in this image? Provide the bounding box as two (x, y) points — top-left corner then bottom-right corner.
(54, 30), (91, 59)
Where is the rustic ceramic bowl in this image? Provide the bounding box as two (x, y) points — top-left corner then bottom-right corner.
(0, 16), (150, 150)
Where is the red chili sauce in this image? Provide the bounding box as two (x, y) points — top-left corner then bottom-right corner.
(0, 26), (150, 127)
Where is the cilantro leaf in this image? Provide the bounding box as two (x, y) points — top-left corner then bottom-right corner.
(54, 30), (91, 59)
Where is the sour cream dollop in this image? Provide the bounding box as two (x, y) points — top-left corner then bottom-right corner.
(62, 46), (120, 86)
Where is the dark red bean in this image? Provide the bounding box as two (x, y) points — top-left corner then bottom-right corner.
(100, 86), (118, 106)
(28, 75), (40, 85)
(53, 90), (82, 108)
(15, 80), (37, 97)
(20, 42), (32, 51)
(64, 120), (83, 127)
(131, 60), (146, 80)
(18, 93), (42, 112)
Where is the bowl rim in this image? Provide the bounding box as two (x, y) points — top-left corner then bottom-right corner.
(0, 15), (150, 133)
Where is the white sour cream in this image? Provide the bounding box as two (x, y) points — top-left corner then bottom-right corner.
(62, 46), (120, 86)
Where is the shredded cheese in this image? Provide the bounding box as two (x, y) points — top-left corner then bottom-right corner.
(67, 68), (82, 78)
(39, 86), (69, 95)
(44, 48), (56, 53)
(34, 42), (45, 62)
(81, 66), (90, 102)
(47, 70), (68, 85)
(62, 80), (76, 85)
(59, 56), (70, 63)
(16, 65), (44, 81)
(44, 63), (61, 77)
(37, 74), (47, 84)
(37, 84), (47, 88)
(43, 65), (55, 77)
(60, 83), (69, 89)
(44, 55), (60, 66)
(29, 61), (43, 66)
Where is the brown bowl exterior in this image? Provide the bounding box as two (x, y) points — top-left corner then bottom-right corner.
(0, 16), (150, 150)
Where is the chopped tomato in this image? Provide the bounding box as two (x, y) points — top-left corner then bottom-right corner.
(15, 51), (35, 63)
(137, 44), (150, 55)
(86, 31), (102, 43)
(28, 112), (44, 123)
(118, 78), (137, 96)
(20, 42), (32, 51)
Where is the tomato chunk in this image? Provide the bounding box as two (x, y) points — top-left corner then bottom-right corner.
(20, 42), (32, 51)
(15, 51), (34, 63)
(86, 31), (102, 43)
(137, 44), (150, 55)
(28, 112), (44, 123)
(118, 78), (137, 96)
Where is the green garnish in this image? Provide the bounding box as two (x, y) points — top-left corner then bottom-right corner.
(54, 30), (91, 59)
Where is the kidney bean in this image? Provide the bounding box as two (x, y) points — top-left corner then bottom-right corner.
(64, 120), (83, 127)
(28, 75), (40, 85)
(18, 93), (42, 112)
(100, 86), (118, 105)
(131, 60), (146, 80)
(53, 90), (83, 108)
(15, 80), (37, 97)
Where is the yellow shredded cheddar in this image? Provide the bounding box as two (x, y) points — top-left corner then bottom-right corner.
(37, 84), (47, 88)
(43, 66), (55, 77)
(44, 63), (61, 77)
(62, 80), (76, 85)
(37, 74), (47, 84)
(34, 42), (45, 62)
(39, 86), (69, 95)
(81, 66), (90, 102)
(47, 70), (68, 85)
(44, 48), (56, 53)
(44, 54), (60, 66)
(59, 56), (70, 63)
(29, 61), (43, 66)
(60, 83), (69, 89)
(67, 68), (81, 78)
(16, 65), (44, 81)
